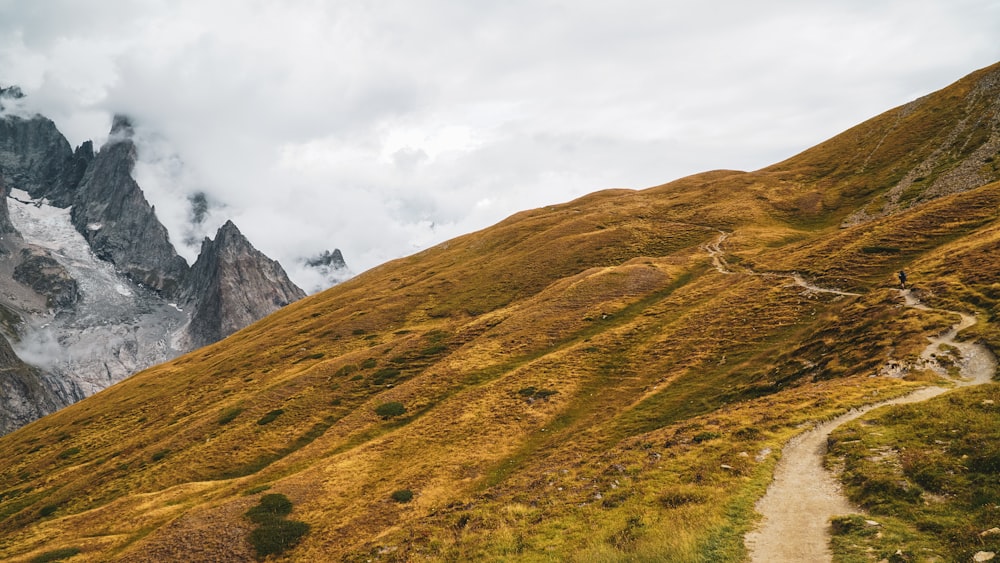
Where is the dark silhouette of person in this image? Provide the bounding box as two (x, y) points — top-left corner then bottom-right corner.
(898, 270), (907, 289)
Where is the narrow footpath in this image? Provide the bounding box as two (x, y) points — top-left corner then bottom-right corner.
(701, 231), (996, 561)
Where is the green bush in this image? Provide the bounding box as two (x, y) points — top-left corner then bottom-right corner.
(29, 547), (81, 563)
(256, 409), (285, 425)
(57, 447), (80, 459)
(249, 519), (310, 558)
(360, 358), (378, 369)
(375, 402), (406, 419)
(151, 449), (171, 462)
(39, 504), (59, 517)
(245, 493), (309, 558)
(391, 489), (414, 503)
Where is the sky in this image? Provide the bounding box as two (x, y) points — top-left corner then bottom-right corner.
(0, 1), (998, 292)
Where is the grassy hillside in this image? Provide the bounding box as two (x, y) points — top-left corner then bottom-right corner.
(0, 63), (998, 562)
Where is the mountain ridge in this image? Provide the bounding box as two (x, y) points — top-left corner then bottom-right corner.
(0, 61), (997, 561)
(0, 109), (314, 434)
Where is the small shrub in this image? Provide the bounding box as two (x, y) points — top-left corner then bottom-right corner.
(39, 504), (59, 517)
(245, 493), (309, 558)
(372, 368), (401, 385)
(360, 358), (377, 369)
(58, 447), (80, 459)
(534, 389), (558, 399)
(29, 547), (81, 563)
(249, 519), (310, 558)
(246, 493), (293, 524)
(352, 328), (366, 335)
(257, 409), (285, 425)
(335, 364), (357, 377)
(733, 426), (761, 440)
(375, 402), (406, 419)
(217, 407), (243, 425)
(151, 449), (171, 462)
(692, 431), (721, 443)
(391, 489), (414, 503)
(294, 352), (325, 364)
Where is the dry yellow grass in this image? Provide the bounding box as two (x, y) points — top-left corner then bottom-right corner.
(0, 62), (998, 562)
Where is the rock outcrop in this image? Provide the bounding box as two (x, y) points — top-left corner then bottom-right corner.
(0, 104), (317, 434)
(70, 116), (189, 295)
(0, 111), (93, 207)
(182, 220), (307, 348)
(12, 247), (79, 310)
(0, 331), (73, 435)
(0, 174), (15, 235)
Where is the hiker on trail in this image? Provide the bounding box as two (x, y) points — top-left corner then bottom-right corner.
(898, 270), (907, 289)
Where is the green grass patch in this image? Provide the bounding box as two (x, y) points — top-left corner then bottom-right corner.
(256, 409), (284, 425)
(293, 352), (325, 363)
(217, 407), (243, 425)
(828, 384), (1000, 560)
(391, 489), (414, 503)
(28, 547), (81, 563)
(375, 402), (406, 419)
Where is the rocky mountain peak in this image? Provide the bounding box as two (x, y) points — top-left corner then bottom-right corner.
(69, 117), (189, 295)
(182, 220), (306, 348)
(0, 105), (92, 207)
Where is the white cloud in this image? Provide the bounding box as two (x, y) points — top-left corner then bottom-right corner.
(0, 0), (997, 291)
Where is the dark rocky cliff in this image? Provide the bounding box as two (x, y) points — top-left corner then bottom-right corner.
(0, 174), (14, 235)
(0, 333), (73, 435)
(70, 116), (189, 295)
(182, 220), (306, 348)
(0, 113), (93, 207)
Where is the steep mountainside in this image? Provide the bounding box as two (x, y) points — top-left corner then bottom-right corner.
(182, 220), (306, 348)
(0, 102), (92, 208)
(70, 116), (189, 295)
(0, 110), (310, 435)
(0, 63), (997, 562)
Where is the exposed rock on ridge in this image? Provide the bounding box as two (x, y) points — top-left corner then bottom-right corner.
(0, 111), (93, 207)
(70, 116), (189, 295)
(0, 105), (315, 434)
(0, 174), (14, 235)
(182, 220), (307, 348)
(0, 333), (70, 436)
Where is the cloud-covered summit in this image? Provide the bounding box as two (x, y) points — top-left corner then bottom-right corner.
(0, 1), (997, 290)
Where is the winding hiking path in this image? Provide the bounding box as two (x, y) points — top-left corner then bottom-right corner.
(702, 232), (996, 562)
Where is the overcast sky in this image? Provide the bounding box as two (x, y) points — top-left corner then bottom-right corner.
(0, 1), (998, 292)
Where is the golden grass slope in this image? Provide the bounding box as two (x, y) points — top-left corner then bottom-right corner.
(0, 62), (998, 562)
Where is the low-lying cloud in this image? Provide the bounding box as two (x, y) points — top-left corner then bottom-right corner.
(0, 1), (997, 291)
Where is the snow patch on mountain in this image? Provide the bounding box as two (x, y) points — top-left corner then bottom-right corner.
(7, 189), (189, 396)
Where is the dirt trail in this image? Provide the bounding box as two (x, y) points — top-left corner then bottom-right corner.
(744, 289), (995, 562)
(700, 233), (996, 561)
(702, 231), (859, 297)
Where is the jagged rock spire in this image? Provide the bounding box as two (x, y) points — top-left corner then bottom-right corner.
(182, 220), (306, 347)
